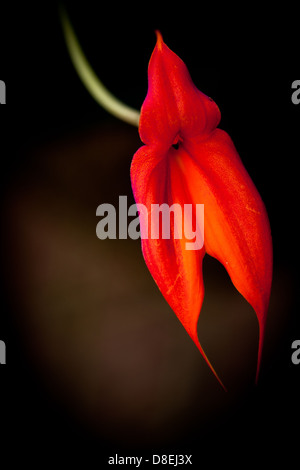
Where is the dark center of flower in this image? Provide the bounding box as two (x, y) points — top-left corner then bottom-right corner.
(172, 135), (182, 150)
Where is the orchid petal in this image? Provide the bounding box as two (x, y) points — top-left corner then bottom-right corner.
(179, 131), (272, 380)
(131, 145), (225, 388)
(139, 31), (221, 147)
(132, 32), (273, 386)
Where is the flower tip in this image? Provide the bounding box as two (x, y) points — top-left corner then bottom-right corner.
(155, 30), (164, 49)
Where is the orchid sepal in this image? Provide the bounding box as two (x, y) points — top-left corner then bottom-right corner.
(131, 32), (273, 387)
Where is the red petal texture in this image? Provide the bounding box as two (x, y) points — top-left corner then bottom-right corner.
(131, 32), (272, 387)
(131, 145), (223, 386)
(139, 31), (221, 147)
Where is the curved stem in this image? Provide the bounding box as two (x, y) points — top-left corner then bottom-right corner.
(59, 6), (140, 127)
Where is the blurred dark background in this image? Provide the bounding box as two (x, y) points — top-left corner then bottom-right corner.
(0, 2), (299, 467)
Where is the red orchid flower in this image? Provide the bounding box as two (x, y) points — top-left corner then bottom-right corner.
(130, 32), (273, 388)
(61, 12), (272, 388)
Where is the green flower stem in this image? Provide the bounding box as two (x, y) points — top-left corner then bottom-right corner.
(60, 7), (140, 127)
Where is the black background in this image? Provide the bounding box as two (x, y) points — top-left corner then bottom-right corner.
(0, 2), (299, 467)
